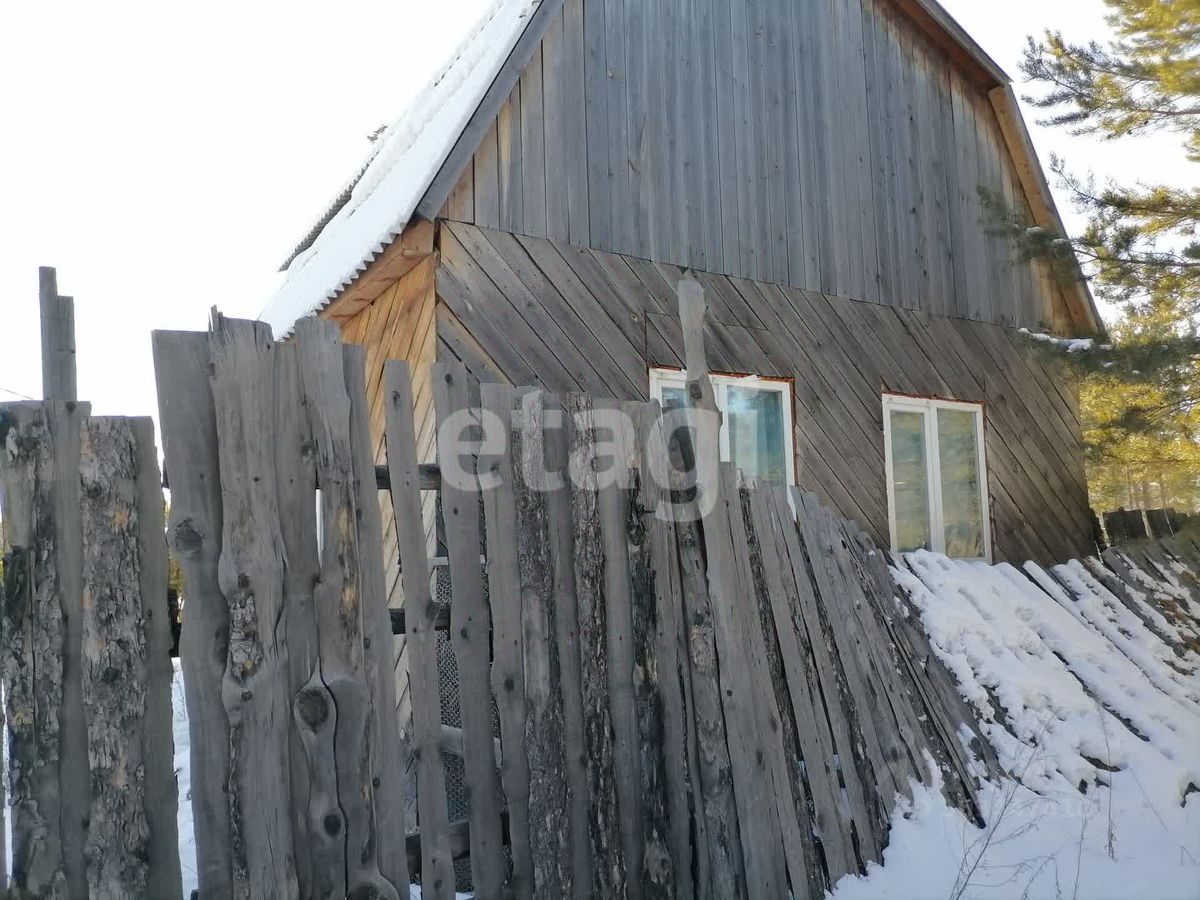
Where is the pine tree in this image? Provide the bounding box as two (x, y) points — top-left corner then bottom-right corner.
(1011, 0), (1200, 511)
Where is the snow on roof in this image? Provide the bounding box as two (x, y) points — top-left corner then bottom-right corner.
(260, 0), (542, 337)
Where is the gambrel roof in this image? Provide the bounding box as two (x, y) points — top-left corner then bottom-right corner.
(262, 0), (1102, 337)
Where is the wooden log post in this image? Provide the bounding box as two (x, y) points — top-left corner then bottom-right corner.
(512, 390), (572, 898)
(565, 393), (628, 897)
(78, 417), (181, 898)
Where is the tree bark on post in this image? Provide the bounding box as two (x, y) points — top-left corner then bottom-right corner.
(78, 417), (181, 899)
(0, 400), (90, 899)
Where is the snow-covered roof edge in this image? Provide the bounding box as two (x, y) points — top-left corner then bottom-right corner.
(260, 0), (544, 337)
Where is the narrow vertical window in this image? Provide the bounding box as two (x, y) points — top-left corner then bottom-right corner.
(883, 394), (991, 560)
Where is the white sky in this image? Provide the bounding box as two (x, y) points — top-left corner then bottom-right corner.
(0, 0), (1194, 420)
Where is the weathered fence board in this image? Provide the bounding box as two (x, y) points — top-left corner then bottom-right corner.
(758, 483), (858, 882)
(629, 401), (690, 899)
(47, 399), (90, 900)
(154, 330), (235, 896)
(593, 397), (646, 900)
(478, 384), (533, 899)
(39, 267), (77, 404)
(345, 342), (412, 895)
(541, 397), (593, 900)
(293, 318), (365, 899)
(680, 279), (788, 900)
(132, 417), (184, 900)
(208, 314), (298, 897)
(432, 360), (506, 897)
(384, 360), (456, 898)
(273, 342), (323, 898)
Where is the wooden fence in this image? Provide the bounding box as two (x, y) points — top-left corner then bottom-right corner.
(141, 292), (1006, 899)
(1091, 533), (1200, 656)
(3, 274), (1197, 899)
(1103, 506), (1195, 544)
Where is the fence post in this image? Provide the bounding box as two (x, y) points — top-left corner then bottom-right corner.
(39, 266), (76, 404)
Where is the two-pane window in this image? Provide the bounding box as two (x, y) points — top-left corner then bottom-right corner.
(649, 368), (796, 484)
(883, 395), (991, 560)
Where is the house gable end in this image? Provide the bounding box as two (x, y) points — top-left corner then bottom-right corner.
(428, 0), (1099, 335)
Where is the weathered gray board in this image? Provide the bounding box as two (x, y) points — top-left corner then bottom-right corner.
(435, 222), (1094, 565)
(444, 371), (1000, 899)
(424, 0), (1063, 332)
(155, 318), (412, 900)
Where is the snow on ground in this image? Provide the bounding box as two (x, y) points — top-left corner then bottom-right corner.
(832, 552), (1200, 900)
(173, 659), (198, 897)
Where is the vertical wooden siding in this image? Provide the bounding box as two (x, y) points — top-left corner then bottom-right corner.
(435, 222), (1093, 565)
(436, 0), (1065, 331)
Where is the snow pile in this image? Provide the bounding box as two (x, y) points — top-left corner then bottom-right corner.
(832, 553), (1200, 900)
(261, 0), (543, 337)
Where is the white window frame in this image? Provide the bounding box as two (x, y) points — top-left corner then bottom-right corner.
(882, 393), (992, 561)
(649, 367), (797, 485)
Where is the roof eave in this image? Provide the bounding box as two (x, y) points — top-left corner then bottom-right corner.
(989, 84), (1106, 339)
(890, 0), (1010, 88)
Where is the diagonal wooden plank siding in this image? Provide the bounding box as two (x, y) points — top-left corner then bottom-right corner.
(435, 222), (1094, 565)
(435, 0), (1069, 332)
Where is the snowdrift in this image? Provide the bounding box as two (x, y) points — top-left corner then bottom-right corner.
(833, 541), (1200, 900)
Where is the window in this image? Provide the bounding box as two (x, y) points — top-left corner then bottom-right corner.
(649, 368), (796, 484)
(883, 394), (991, 560)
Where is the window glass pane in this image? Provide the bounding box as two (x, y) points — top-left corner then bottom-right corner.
(937, 408), (985, 558)
(660, 385), (688, 410)
(889, 409), (932, 552)
(726, 385), (787, 482)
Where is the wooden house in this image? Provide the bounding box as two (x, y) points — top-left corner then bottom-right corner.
(263, 0), (1102, 630)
